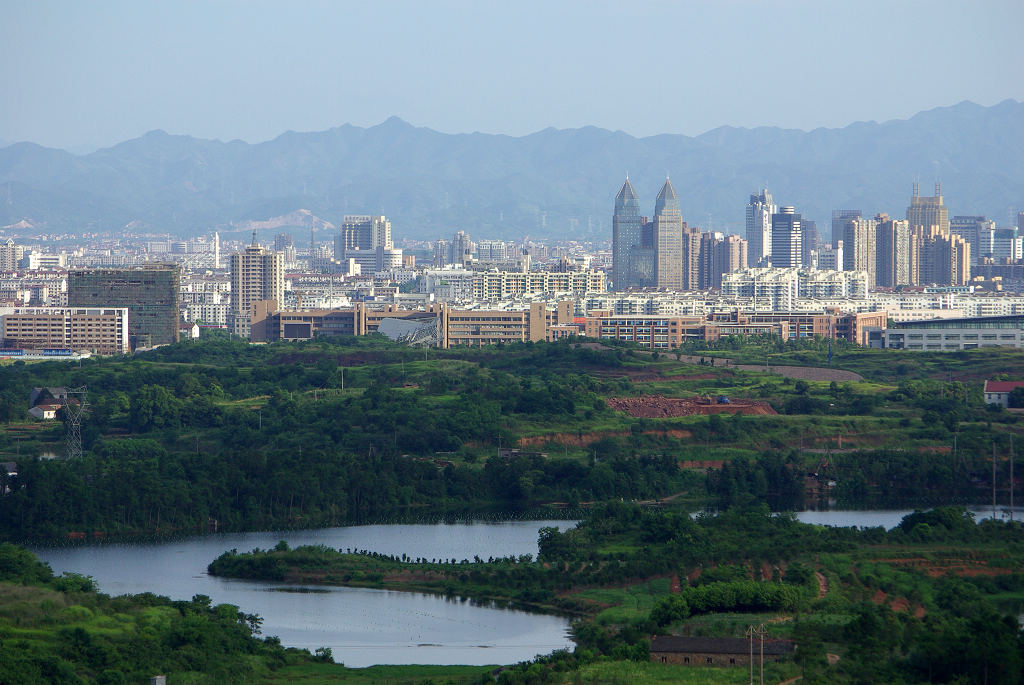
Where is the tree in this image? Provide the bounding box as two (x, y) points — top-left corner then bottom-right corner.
(1008, 386), (1024, 409)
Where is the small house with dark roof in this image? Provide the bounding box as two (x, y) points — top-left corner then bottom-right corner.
(984, 380), (1024, 408)
(649, 636), (794, 667)
(30, 387), (69, 407)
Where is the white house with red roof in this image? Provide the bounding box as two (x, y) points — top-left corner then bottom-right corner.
(983, 380), (1024, 408)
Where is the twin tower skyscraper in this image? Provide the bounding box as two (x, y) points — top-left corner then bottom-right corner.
(612, 176), (687, 290)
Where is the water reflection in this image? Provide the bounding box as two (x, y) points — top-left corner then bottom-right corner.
(32, 520), (577, 667)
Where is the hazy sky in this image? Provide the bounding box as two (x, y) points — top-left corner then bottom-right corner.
(2, 0), (1023, 151)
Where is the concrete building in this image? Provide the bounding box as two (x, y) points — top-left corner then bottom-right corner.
(67, 264), (180, 348)
(842, 216), (877, 287)
(1, 306), (130, 355)
(907, 182), (950, 235)
(229, 238), (284, 337)
(983, 380), (1024, 408)
(0, 239), (23, 271)
(654, 178), (684, 289)
(335, 215), (392, 253)
(875, 215), (912, 288)
(251, 300), (578, 348)
(710, 234), (748, 289)
(866, 314), (1024, 351)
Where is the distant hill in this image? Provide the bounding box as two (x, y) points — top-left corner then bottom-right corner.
(2, 100), (1023, 241)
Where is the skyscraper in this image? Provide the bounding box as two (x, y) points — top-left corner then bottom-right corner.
(907, 182), (950, 235)
(950, 215), (995, 264)
(875, 214), (911, 287)
(770, 206), (802, 268)
(710, 234), (748, 289)
(67, 264), (180, 348)
(612, 177), (642, 290)
(843, 217), (877, 287)
(230, 234), (284, 338)
(654, 178), (684, 289)
(831, 210), (861, 245)
(746, 189), (775, 266)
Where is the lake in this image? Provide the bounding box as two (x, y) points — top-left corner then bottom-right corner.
(32, 520), (577, 668)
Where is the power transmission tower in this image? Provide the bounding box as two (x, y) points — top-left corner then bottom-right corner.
(64, 386), (88, 459)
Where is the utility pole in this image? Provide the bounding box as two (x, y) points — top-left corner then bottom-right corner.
(993, 443), (997, 520)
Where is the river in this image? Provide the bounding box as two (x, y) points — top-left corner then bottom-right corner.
(32, 520), (577, 668)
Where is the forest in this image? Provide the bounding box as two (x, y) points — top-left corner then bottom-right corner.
(0, 335), (1021, 541)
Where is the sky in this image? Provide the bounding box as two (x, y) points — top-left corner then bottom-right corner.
(2, 0), (1024, 151)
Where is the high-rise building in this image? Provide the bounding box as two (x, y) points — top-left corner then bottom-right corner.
(918, 227), (970, 286)
(800, 219), (820, 268)
(67, 264), (181, 348)
(907, 182), (950, 235)
(682, 224), (702, 290)
(950, 215), (996, 264)
(335, 215), (393, 255)
(992, 227), (1022, 261)
(0, 239), (23, 271)
(875, 214), (911, 287)
(842, 217), (877, 288)
(831, 210), (861, 245)
(230, 235), (284, 338)
(746, 189), (775, 266)
(653, 179), (684, 289)
(770, 207), (802, 268)
(274, 233), (294, 252)
(711, 234), (748, 288)
(449, 230), (473, 265)
(612, 177), (643, 290)
(213, 232), (221, 269)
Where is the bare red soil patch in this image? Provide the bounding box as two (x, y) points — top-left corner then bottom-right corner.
(519, 427), (692, 447)
(607, 395), (776, 418)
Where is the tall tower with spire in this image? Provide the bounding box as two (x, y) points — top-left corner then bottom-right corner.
(654, 178), (684, 289)
(612, 176), (642, 290)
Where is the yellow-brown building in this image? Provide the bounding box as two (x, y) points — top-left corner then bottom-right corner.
(0, 307), (130, 355)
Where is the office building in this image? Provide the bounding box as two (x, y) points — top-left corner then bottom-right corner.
(832, 210), (861, 245)
(907, 182), (950, 235)
(770, 207), (802, 268)
(654, 178), (684, 289)
(746, 189), (776, 266)
(612, 177), (643, 289)
(335, 215), (393, 254)
(229, 237), (284, 338)
(1, 307), (129, 355)
(67, 264), (180, 348)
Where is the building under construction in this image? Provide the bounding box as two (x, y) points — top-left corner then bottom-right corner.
(68, 264), (181, 348)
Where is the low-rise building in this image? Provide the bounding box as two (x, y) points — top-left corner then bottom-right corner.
(866, 315), (1024, 351)
(983, 380), (1024, 407)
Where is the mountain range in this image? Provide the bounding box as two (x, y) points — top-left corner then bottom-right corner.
(1, 100), (1023, 242)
